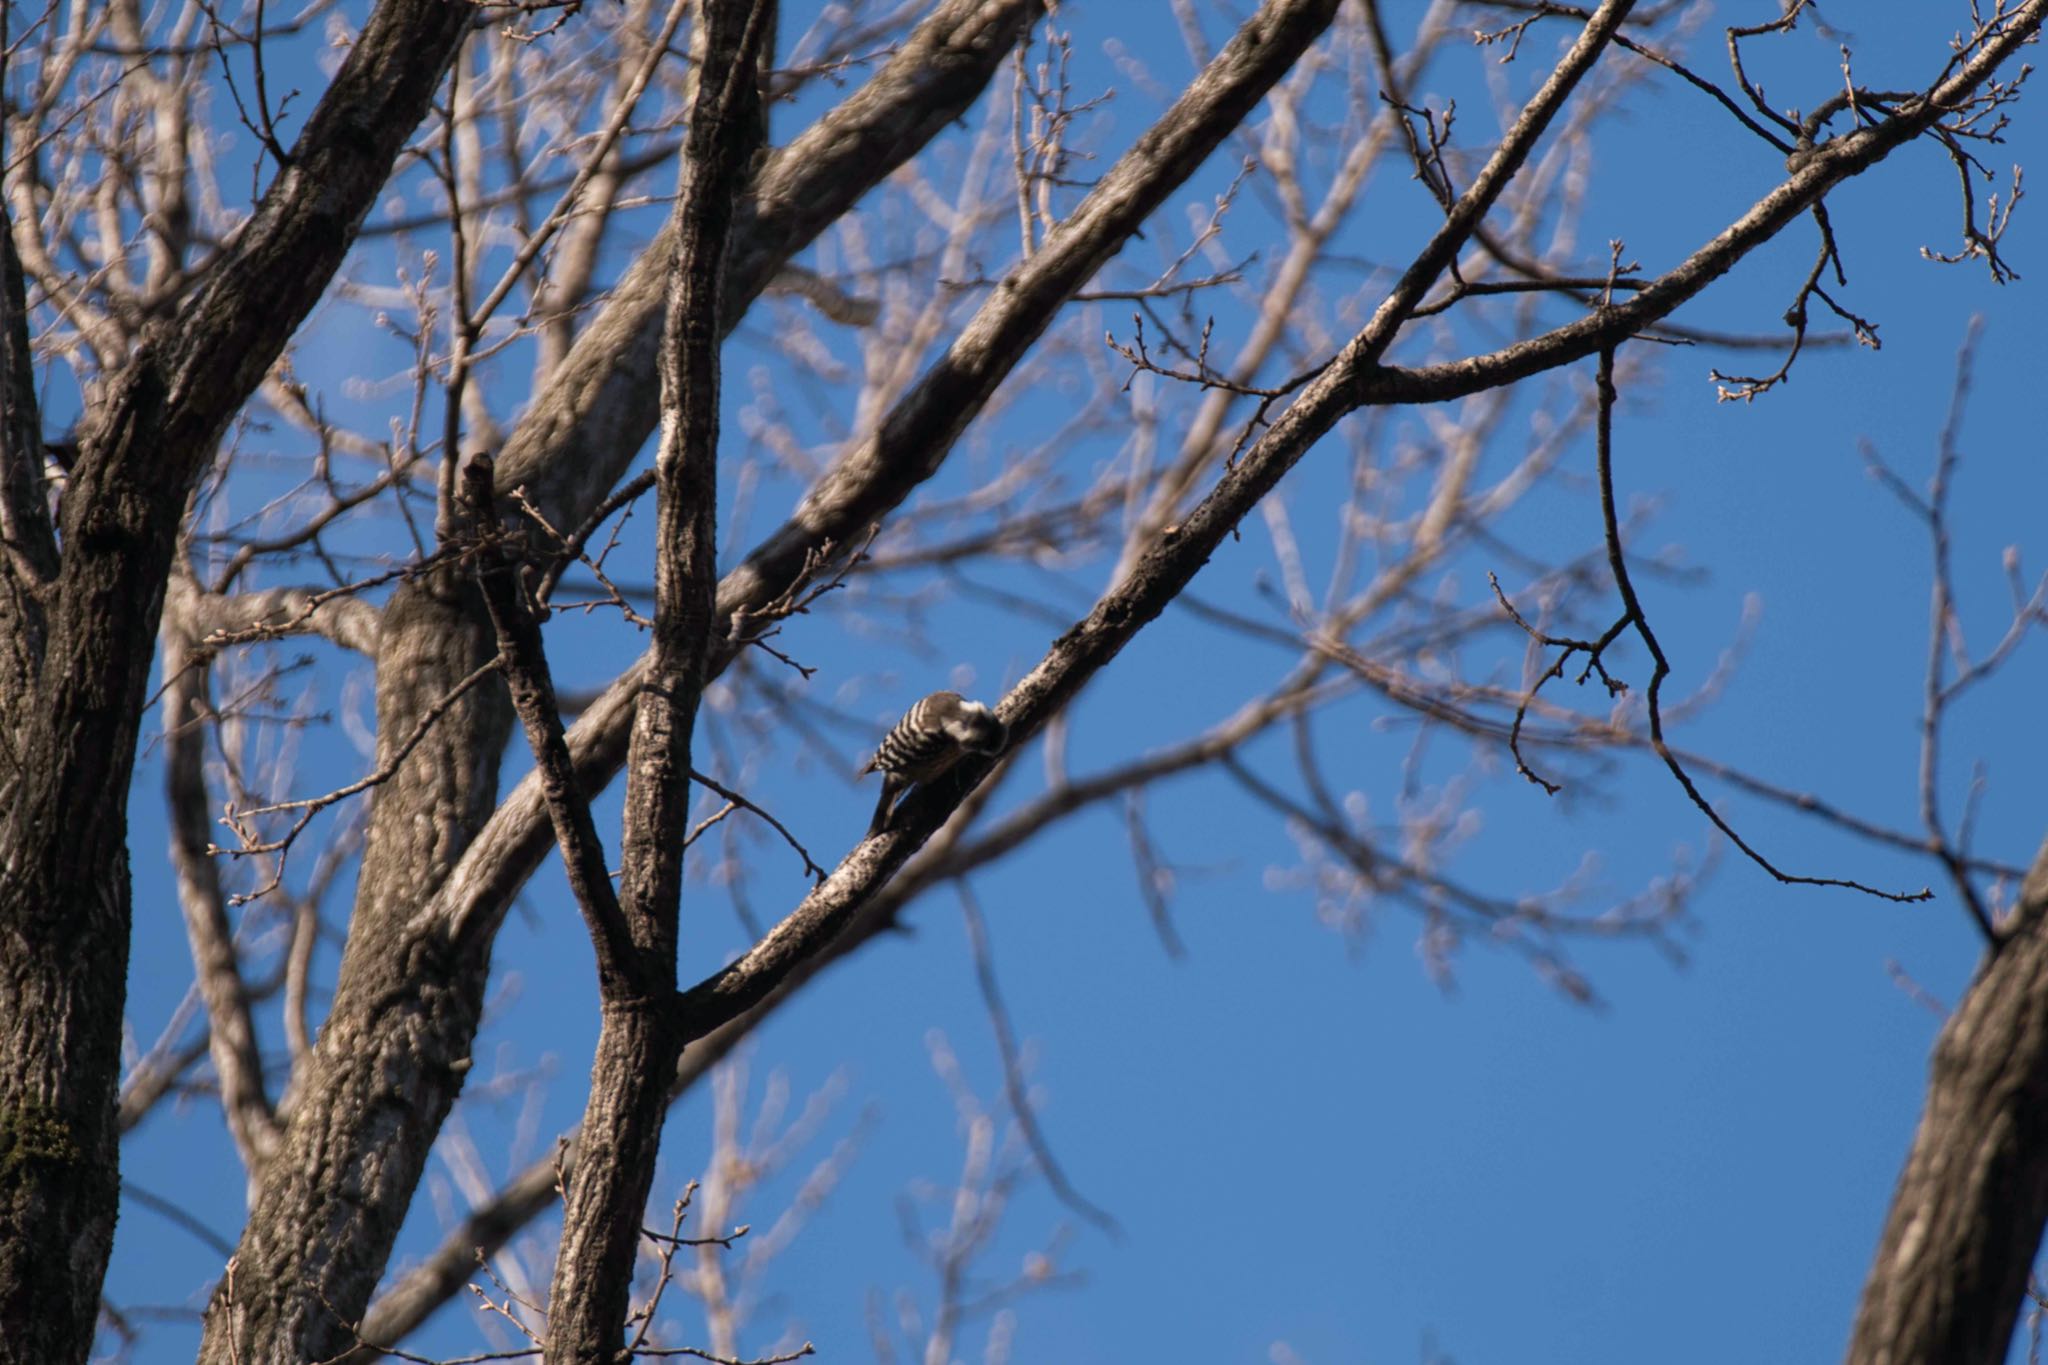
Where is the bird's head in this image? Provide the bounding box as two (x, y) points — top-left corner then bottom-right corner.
(942, 699), (1007, 755)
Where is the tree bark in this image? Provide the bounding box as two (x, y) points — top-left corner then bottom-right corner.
(0, 0), (471, 1358)
(1846, 834), (2048, 1365)
(0, 196), (56, 694)
(541, 1), (763, 1354)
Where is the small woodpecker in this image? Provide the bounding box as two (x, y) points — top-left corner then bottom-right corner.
(859, 691), (1007, 837)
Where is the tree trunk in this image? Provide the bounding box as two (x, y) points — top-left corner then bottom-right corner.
(1, 0), (474, 1356)
(539, 0), (756, 1352)
(1846, 835), (2048, 1365)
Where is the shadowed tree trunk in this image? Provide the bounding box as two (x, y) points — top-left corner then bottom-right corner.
(1847, 834), (2048, 1365)
(0, 1), (473, 1359)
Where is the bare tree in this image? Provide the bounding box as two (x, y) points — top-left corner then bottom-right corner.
(1, 1), (2043, 1363)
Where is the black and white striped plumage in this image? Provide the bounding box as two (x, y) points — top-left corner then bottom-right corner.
(859, 691), (1007, 836)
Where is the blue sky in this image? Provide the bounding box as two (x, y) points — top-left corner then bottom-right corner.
(94, 2), (2048, 1362)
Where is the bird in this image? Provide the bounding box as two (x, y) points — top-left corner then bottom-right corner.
(859, 691), (1007, 837)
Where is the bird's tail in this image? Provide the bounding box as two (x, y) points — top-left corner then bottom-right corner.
(865, 783), (895, 838)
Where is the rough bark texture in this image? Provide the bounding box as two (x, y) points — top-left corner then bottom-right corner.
(543, 1), (761, 1354)
(0, 198), (56, 697)
(0, 0), (471, 1359)
(1846, 835), (2048, 1365)
(548, 1002), (685, 1358)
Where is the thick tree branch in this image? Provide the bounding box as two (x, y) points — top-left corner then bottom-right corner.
(544, 2), (769, 1357)
(161, 600), (283, 1173)
(4, 1), (473, 1359)
(490, 0), (1048, 533)
(0, 194), (56, 595)
(0, 190), (55, 713)
(1847, 833), (2048, 1365)
(175, 579), (386, 657)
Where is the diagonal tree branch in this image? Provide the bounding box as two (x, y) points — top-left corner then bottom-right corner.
(671, 0), (1645, 1040)
(1355, 2), (2048, 410)
(465, 456), (640, 994)
(490, 0), (1049, 533)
